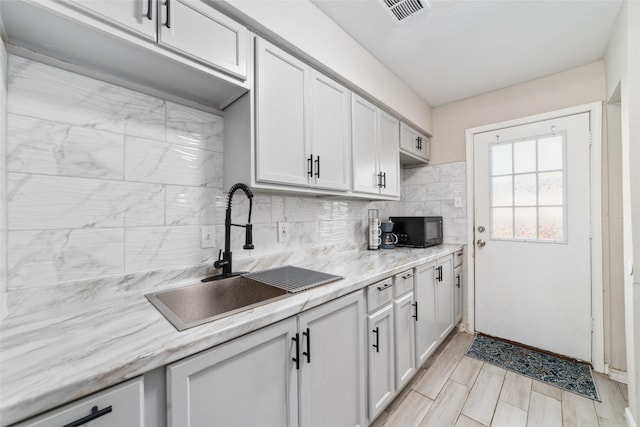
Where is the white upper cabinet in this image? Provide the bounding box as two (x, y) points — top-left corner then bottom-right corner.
(400, 122), (430, 166)
(310, 70), (351, 191)
(378, 111), (401, 197)
(61, 0), (248, 80)
(157, 0), (248, 79)
(1, 0), (249, 109)
(255, 38), (350, 192)
(351, 94), (400, 198)
(351, 95), (379, 195)
(256, 38), (310, 187)
(68, 0), (157, 40)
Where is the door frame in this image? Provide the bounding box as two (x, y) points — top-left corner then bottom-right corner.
(464, 102), (604, 372)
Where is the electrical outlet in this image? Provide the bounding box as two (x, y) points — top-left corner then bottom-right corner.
(277, 222), (289, 243)
(201, 225), (216, 248)
(454, 196), (462, 208)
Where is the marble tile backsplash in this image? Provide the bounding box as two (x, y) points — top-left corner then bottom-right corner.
(1, 54), (466, 316)
(403, 161), (468, 244)
(1, 42), (8, 320)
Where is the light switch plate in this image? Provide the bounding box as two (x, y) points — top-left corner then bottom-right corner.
(201, 225), (216, 248)
(278, 222), (289, 243)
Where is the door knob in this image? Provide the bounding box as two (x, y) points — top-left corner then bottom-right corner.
(477, 239), (486, 247)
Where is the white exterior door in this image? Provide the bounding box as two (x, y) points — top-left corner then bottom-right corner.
(474, 112), (592, 361)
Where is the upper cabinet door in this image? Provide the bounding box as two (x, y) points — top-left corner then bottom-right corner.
(400, 122), (418, 154)
(255, 38), (310, 187)
(68, 0), (157, 40)
(378, 111), (400, 197)
(310, 71), (350, 191)
(158, 0), (248, 79)
(351, 94), (380, 195)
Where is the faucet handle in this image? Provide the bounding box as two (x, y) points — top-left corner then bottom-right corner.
(217, 249), (222, 261)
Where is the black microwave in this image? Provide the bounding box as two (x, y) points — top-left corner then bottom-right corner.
(388, 216), (443, 248)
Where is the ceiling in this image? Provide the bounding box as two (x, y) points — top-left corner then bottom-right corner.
(310, 0), (623, 107)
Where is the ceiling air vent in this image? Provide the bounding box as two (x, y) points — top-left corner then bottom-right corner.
(381, 0), (428, 22)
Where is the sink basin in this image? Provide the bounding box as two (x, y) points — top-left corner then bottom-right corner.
(146, 276), (289, 331)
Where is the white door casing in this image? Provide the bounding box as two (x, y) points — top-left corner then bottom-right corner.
(465, 103), (603, 369)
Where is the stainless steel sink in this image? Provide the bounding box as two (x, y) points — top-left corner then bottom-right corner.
(146, 276), (289, 331)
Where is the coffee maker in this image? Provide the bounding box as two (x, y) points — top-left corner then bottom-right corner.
(380, 221), (398, 249)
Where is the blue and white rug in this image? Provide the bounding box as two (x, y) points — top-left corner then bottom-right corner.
(466, 334), (600, 401)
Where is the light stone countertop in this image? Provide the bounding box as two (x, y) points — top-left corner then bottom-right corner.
(0, 244), (463, 426)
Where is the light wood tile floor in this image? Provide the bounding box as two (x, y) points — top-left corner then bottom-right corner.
(371, 332), (628, 427)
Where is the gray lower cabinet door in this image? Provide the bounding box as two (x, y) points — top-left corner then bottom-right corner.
(394, 291), (416, 390)
(166, 317), (298, 427)
(415, 261), (438, 367)
(298, 290), (366, 427)
(367, 303), (395, 422)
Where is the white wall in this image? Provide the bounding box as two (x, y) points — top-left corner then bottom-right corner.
(217, 0), (433, 135)
(0, 37), (7, 321)
(431, 61), (607, 165)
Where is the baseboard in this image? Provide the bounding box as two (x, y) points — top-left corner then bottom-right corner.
(625, 408), (636, 427)
(608, 367), (628, 384)
(457, 322), (471, 334)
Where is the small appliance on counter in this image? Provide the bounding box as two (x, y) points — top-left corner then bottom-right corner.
(368, 209), (381, 250)
(380, 221), (398, 249)
(389, 216), (443, 248)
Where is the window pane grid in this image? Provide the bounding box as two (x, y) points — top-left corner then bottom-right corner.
(488, 133), (566, 243)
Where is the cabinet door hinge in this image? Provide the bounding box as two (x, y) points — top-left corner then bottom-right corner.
(590, 317), (595, 332)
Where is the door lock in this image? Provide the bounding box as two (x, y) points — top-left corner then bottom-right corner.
(477, 239), (486, 247)
(477, 225), (485, 233)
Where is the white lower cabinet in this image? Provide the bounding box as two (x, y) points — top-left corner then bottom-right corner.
(166, 290), (365, 427)
(414, 260), (439, 367)
(367, 303), (395, 421)
(298, 291), (367, 427)
(414, 255), (456, 368)
(435, 254), (454, 341)
(394, 291), (416, 390)
(14, 377), (144, 427)
(167, 318), (298, 427)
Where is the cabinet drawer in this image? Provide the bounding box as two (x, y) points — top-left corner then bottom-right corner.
(454, 251), (463, 268)
(15, 377), (143, 427)
(367, 278), (393, 313)
(394, 269), (414, 297)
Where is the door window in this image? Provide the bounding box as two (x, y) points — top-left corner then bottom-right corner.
(489, 134), (566, 242)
